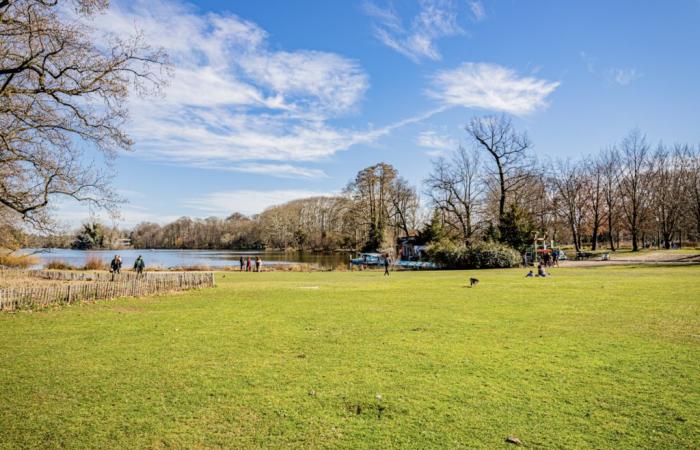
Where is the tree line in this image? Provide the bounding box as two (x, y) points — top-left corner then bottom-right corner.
(28, 116), (700, 256)
(425, 117), (700, 253)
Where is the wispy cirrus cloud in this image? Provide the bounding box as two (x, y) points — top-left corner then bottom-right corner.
(417, 130), (457, 157)
(81, 0), (402, 179)
(186, 161), (328, 179)
(467, 1), (486, 22)
(363, 0), (463, 63)
(183, 190), (333, 216)
(609, 67), (641, 86)
(427, 62), (560, 115)
(417, 130), (455, 149)
(580, 51), (641, 87)
(579, 51), (597, 73)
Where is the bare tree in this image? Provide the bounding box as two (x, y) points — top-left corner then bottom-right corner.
(390, 177), (419, 237)
(425, 146), (484, 244)
(550, 159), (588, 252)
(599, 147), (621, 251)
(618, 130), (651, 252)
(465, 114), (533, 227)
(1, 0), (168, 232)
(588, 156), (604, 250)
(650, 143), (687, 249)
(687, 145), (700, 240)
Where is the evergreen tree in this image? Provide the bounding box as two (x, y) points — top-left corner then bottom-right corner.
(498, 204), (535, 252)
(418, 208), (445, 244)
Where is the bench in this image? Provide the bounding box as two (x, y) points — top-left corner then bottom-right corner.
(576, 252), (594, 260)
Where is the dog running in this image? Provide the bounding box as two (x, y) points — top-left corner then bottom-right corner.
(469, 277), (479, 287)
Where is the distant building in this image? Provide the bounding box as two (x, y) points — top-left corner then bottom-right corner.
(114, 238), (132, 248)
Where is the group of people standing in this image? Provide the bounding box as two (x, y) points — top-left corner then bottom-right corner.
(541, 250), (559, 268)
(109, 254), (146, 279)
(239, 256), (262, 272)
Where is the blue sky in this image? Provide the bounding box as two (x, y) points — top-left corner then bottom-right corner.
(58, 0), (700, 227)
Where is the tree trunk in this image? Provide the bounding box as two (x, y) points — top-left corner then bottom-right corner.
(498, 166), (506, 226)
(570, 222), (580, 252)
(608, 215), (616, 251)
(591, 224), (599, 251)
(662, 231), (672, 249)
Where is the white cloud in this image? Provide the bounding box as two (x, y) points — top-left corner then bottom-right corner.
(363, 0), (463, 63)
(581, 52), (641, 87)
(185, 161), (328, 179)
(580, 51), (596, 73)
(468, 1), (486, 21)
(183, 190), (333, 216)
(417, 130), (457, 152)
(82, 0), (379, 178)
(609, 68), (641, 86)
(427, 62), (560, 115)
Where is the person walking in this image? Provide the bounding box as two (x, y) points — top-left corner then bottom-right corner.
(134, 255), (145, 277)
(239, 256), (244, 271)
(110, 255), (120, 281)
(383, 255), (390, 276)
(246, 256), (252, 272)
(255, 256), (261, 272)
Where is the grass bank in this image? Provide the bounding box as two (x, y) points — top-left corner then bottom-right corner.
(0, 266), (698, 448)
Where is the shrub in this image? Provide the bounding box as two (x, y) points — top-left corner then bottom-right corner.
(427, 240), (521, 269)
(46, 260), (74, 270)
(172, 265), (212, 271)
(84, 256), (108, 271)
(0, 253), (39, 269)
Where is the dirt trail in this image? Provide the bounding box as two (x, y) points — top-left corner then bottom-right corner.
(559, 251), (700, 267)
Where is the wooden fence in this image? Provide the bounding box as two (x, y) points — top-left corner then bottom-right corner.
(0, 272), (215, 311)
(28, 270), (208, 283)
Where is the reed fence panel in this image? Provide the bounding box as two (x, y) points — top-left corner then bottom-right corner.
(0, 272), (215, 311)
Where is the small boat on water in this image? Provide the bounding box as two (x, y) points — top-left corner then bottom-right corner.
(350, 252), (438, 270)
(394, 260), (438, 270)
(350, 253), (386, 267)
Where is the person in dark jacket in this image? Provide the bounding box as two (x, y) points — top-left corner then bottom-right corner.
(383, 256), (390, 276)
(239, 256), (244, 271)
(110, 255), (119, 273)
(134, 255), (145, 276)
(110, 255), (122, 281)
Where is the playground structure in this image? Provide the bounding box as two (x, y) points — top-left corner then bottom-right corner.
(524, 233), (565, 266)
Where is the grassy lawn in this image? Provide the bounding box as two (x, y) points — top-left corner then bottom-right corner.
(1, 266), (698, 449)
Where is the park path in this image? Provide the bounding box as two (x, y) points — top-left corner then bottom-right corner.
(559, 251), (700, 267)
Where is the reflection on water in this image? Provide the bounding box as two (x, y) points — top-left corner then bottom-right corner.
(24, 248), (350, 270)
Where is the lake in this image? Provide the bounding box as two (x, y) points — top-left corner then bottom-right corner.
(24, 248), (351, 270)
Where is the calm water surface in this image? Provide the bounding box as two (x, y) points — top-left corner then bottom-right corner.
(25, 248), (350, 270)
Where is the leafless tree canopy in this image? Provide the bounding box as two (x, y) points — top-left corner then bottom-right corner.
(465, 114), (533, 224)
(549, 160), (588, 252)
(617, 129), (651, 252)
(425, 146), (484, 244)
(0, 0), (168, 234)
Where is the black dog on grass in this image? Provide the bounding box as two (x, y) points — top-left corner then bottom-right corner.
(469, 277), (479, 287)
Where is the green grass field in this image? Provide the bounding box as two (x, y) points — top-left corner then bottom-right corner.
(1, 266), (699, 449)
